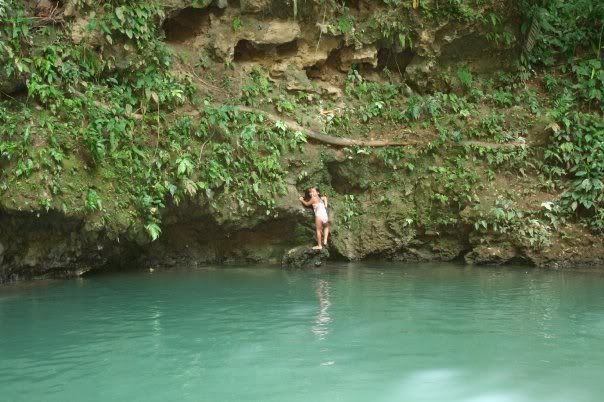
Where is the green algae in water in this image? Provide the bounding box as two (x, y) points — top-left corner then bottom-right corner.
(1, 262), (604, 402)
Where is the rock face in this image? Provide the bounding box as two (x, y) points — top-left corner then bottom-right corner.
(339, 45), (378, 71)
(0, 76), (25, 96)
(0, 211), (129, 283)
(1, 1), (603, 284)
(464, 244), (519, 265)
(156, 0), (518, 89)
(0, 184), (313, 283)
(0, 241), (4, 269)
(2, 144), (603, 283)
(213, 19), (302, 61)
(282, 246), (330, 268)
(240, 0), (271, 14)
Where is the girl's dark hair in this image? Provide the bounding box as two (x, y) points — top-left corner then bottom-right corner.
(303, 188), (312, 202)
(303, 187), (322, 202)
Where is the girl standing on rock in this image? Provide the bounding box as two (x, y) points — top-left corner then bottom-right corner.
(299, 187), (330, 250)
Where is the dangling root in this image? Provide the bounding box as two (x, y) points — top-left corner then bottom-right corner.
(233, 106), (418, 147)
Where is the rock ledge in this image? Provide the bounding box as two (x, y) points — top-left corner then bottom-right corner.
(282, 246), (329, 269)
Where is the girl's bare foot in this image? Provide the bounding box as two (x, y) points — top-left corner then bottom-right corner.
(312, 245), (323, 250)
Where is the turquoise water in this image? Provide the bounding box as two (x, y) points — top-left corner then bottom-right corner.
(1, 263), (604, 402)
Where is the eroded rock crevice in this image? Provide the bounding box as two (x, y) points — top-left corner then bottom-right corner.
(377, 48), (415, 75)
(163, 6), (217, 43)
(159, 0), (517, 94)
(234, 39), (299, 63)
(303, 47), (342, 79)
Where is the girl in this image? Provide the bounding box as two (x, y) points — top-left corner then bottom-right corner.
(299, 187), (330, 250)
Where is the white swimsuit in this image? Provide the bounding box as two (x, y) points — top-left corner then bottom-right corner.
(313, 200), (329, 224)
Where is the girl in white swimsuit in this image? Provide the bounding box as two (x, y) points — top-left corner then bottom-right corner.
(299, 187), (330, 250)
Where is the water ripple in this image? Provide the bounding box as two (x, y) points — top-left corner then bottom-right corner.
(1, 263), (604, 401)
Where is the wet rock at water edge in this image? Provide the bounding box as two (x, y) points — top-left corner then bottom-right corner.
(282, 246), (330, 269)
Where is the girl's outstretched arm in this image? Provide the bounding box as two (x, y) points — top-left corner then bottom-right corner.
(299, 196), (312, 207)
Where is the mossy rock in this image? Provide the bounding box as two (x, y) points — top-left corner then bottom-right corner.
(282, 245), (329, 268)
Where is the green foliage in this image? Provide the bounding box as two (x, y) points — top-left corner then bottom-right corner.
(0, 0), (601, 251)
(428, 157), (479, 209)
(85, 189), (103, 212)
(375, 147), (416, 171)
(0, 0), (32, 82)
(369, 11), (414, 49)
(484, 12), (516, 48)
(488, 89), (515, 107)
(456, 66), (473, 90)
(241, 68), (272, 107)
(473, 198), (551, 249)
(359, 101), (385, 122)
(470, 112), (520, 143)
(191, 107), (306, 214)
(0, 104), (35, 184)
(336, 15), (355, 34)
(521, 0), (604, 110)
(14, 158), (34, 178)
(379, 0), (505, 26)
(521, 0), (603, 64)
(231, 16), (242, 32)
(145, 222), (162, 241)
(468, 144), (530, 171)
(341, 71), (404, 123)
(94, 2), (165, 51)
(339, 194), (360, 228)
(571, 58), (604, 109)
(0, 1), (307, 242)
(544, 112), (604, 231)
(393, 92), (475, 122)
(275, 96), (296, 114)
(176, 155), (195, 178)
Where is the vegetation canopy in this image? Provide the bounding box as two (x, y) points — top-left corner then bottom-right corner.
(0, 0), (602, 262)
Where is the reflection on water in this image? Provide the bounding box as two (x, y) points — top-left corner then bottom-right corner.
(312, 279), (331, 340)
(150, 304), (162, 353)
(1, 262), (604, 402)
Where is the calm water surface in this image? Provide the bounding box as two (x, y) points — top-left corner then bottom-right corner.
(1, 262), (604, 402)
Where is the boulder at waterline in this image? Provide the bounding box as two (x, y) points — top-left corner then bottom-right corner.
(282, 246), (330, 269)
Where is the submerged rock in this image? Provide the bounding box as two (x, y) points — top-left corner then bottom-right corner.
(282, 246), (330, 269)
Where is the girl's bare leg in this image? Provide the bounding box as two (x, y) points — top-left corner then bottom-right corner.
(323, 223), (330, 246)
(313, 218), (323, 249)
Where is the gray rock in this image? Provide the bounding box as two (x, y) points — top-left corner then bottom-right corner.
(0, 74), (25, 96)
(464, 244), (518, 265)
(282, 245), (329, 269)
(402, 83), (416, 97)
(241, 0), (271, 13)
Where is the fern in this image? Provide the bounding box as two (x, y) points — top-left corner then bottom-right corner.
(522, 14), (541, 56)
(145, 222), (162, 241)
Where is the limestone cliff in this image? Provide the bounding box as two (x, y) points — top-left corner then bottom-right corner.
(0, 0), (603, 282)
